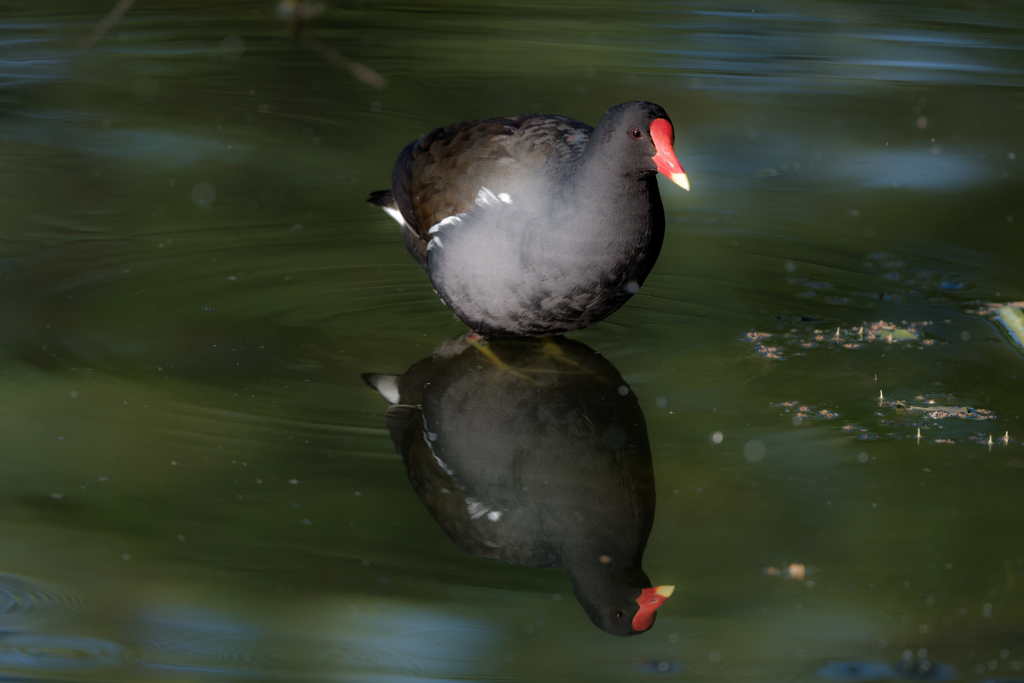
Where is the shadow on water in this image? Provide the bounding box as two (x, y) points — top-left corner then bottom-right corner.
(363, 334), (672, 636)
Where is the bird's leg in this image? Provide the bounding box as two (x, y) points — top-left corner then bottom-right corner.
(466, 333), (534, 380)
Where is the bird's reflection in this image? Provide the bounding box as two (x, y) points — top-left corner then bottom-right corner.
(364, 334), (672, 636)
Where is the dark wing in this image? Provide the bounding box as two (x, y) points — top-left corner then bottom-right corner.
(391, 114), (593, 244)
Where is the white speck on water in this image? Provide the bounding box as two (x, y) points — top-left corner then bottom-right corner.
(192, 182), (216, 207)
(177, 535), (185, 541)
(792, 414), (803, 426)
(709, 651), (721, 663)
(70, 391), (78, 398)
(370, 102), (382, 112)
(744, 439), (764, 462)
(961, 331), (970, 341)
(785, 261), (796, 273)
(656, 396), (668, 409)
(219, 35), (245, 60)
(617, 386), (629, 396)
(712, 431), (724, 444)
(858, 452), (869, 463)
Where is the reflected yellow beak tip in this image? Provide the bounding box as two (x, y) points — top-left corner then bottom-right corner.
(655, 584), (676, 598)
(671, 172), (690, 191)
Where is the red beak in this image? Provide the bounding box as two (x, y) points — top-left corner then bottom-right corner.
(632, 584), (675, 632)
(649, 119), (689, 191)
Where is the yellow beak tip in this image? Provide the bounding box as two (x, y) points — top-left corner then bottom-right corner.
(671, 173), (690, 191)
(655, 585), (676, 598)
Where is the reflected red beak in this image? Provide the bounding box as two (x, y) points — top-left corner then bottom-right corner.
(632, 584), (675, 632)
(649, 118), (689, 191)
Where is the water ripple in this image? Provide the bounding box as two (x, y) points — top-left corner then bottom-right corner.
(0, 574), (84, 626)
(0, 633), (127, 671)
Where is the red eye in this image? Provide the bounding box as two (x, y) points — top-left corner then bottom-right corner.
(630, 128), (642, 140)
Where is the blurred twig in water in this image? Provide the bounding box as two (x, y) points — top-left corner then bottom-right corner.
(79, 0), (135, 51)
(298, 31), (387, 90)
(278, 0), (387, 90)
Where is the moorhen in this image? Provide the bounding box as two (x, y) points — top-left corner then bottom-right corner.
(368, 101), (689, 336)
(364, 334), (673, 636)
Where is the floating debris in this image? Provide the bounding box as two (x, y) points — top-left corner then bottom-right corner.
(742, 320), (937, 360)
(773, 401), (841, 423)
(968, 432), (1014, 448)
(884, 395), (996, 421)
(763, 563), (807, 580)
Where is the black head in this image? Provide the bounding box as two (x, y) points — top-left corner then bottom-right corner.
(570, 563), (673, 637)
(589, 102), (688, 188)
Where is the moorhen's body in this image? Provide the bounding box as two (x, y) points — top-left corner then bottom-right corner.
(369, 101), (689, 336)
(363, 334), (673, 636)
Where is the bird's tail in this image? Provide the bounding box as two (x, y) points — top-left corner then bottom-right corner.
(367, 189), (393, 206)
(361, 373), (401, 404)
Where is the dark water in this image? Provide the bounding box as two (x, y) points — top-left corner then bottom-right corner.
(1, 0), (1023, 680)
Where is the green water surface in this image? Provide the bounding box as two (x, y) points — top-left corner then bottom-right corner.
(1, 1), (1023, 681)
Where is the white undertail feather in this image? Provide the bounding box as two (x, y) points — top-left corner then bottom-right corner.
(381, 205), (411, 230)
(365, 374), (401, 404)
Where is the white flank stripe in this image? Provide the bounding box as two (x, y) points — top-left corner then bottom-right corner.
(475, 187), (500, 207)
(428, 214), (463, 234)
